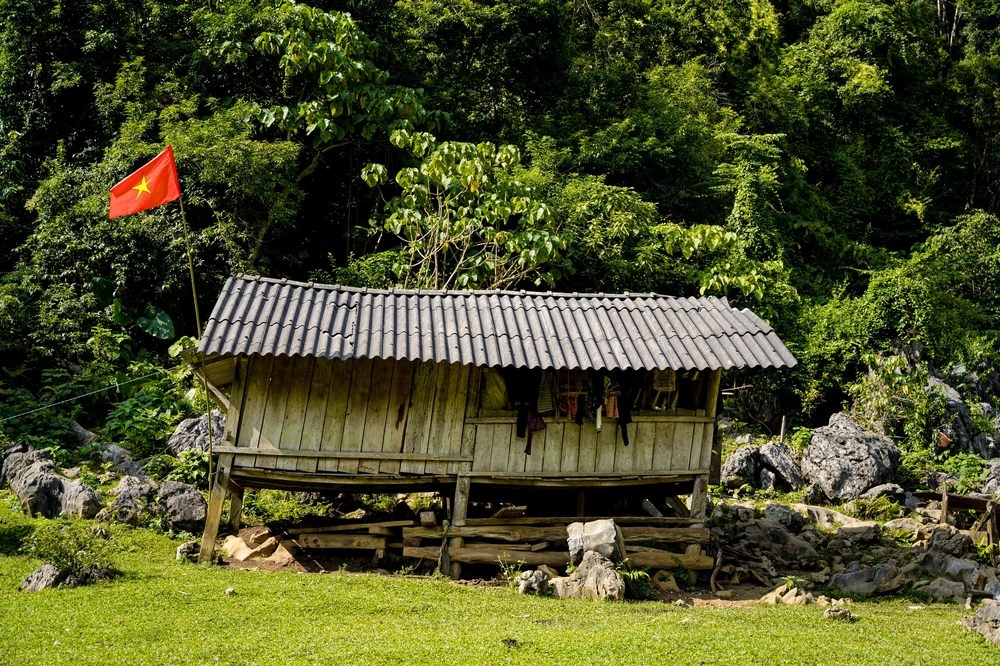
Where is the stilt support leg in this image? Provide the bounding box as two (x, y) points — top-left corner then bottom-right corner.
(443, 475), (471, 579)
(199, 454), (234, 564)
(686, 475), (708, 556)
(227, 482), (245, 532)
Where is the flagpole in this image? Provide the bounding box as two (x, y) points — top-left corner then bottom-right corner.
(178, 194), (216, 494)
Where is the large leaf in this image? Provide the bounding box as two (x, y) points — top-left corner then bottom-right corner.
(138, 307), (175, 340)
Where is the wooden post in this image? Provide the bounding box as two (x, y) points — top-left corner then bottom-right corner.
(940, 485), (949, 525)
(446, 475), (471, 578)
(685, 476), (708, 556)
(198, 453), (234, 564)
(227, 483), (245, 531)
(576, 489), (586, 517)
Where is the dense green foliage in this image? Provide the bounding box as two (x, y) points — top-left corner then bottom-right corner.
(1, 0), (999, 467)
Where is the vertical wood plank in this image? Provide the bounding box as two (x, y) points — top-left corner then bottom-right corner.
(424, 362), (455, 475)
(577, 420), (598, 473)
(379, 359), (415, 474)
(337, 357), (374, 473)
(223, 358), (249, 467)
(635, 421), (656, 472)
(236, 356), (273, 467)
(652, 422), (675, 472)
(540, 422), (564, 473)
(560, 422), (581, 473)
(523, 421), (546, 474)
(297, 357), (333, 473)
(444, 365), (471, 474)
(358, 358), (394, 474)
(614, 422), (635, 472)
(256, 356), (295, 470)
(400, 361), (438, 474)
(471, 424), (492, 472)
(690, 422), (706, 471)
(276, 356), (316, 472)
(490, 423), (514, 472)
(459, 367), (482, 475)
(672, 422), (695, 471)
(702, 422), (715, 469)
(318, 359), (354, 472)
(595, 423), (618, 473)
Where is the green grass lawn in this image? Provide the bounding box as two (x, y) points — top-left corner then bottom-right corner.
(0, 512), (995, 665)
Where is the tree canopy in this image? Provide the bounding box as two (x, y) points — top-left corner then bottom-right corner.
(1, 0), (999, 452)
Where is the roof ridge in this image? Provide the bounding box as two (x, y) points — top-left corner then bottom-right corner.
(233, 273), (697, 302)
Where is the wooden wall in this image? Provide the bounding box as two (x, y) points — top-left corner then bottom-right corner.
(465, 414), (713, 475)
(230, 356), (474, 475)
(225, 356), (717, 479)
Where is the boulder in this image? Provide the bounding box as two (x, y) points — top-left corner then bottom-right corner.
(915, 577), (967, 603)
(720, 445), (760, 490)
(762, 503), (805, 533)
(963, 603), (1000, 645)
(801, 413), (900, 502)
(98, 476), (205, 533)
(759, 442), (804, 490)
(859, 483), (906, 502)
(176, 541), (200, 562)
(758, 468), (778, 491)
(927, 525), (973, 558)
(829, 563), (915, 596)
(59, 480), (102, 518)
(19, 564), (67, 592)
(567, 519), (625, 564)
(97, 444), (144, 477)
(837, 524), (881, 545)
(983, 461), (1000, 497)
(920, 552), (979, 590)
(740, 519), (817, 560)
(155, 480), (207, 533)
(550, 551), (625, 601)
(517, 570), (550, 595)
(1, 444), (101, 518)
(167, 411), (225, 455)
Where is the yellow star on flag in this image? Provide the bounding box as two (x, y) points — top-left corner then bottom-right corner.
(132, 176), (152, 199)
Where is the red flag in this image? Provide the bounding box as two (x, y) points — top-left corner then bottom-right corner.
(109, 146), (181, 219)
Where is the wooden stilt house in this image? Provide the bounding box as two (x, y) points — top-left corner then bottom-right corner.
(194, 275), (796, 567)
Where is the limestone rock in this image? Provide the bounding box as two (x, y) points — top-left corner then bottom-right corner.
(915, 577), (967, 603)
(59, 480), (102, 518)
(566, 519), (625, 564)
(829, 563), (914, 596)
(176, 541), (200, 562)
(859, 483), (906, 501)
(762, 503), (805, 533)
(97, 444), (143, 476)
(550, 552), (625, 601)
(927, 525), (973, 558)
(720, 445), (760, 490)
(517, 570), (550, 595)
(801, 413), (900, 502)
(983, 461), (1000, 497)
(19, 564), (67, 592)
(1, 444), (102, 519)
(759, 442), (804, 490)
(155, 480), (207, 533)
(963, 603), (1000, 645)
(837, 524), (881, 545)
(920, 552), (979, 589)
(167, 411), (225, 455)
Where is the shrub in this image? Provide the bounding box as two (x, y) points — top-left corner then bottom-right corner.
(25, 521), (117, 579)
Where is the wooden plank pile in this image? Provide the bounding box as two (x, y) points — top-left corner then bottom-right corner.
(284, 519), (417, 560)
(401, 516), (715, 571)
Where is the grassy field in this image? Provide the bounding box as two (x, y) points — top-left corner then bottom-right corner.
(0, 510), (995, 665)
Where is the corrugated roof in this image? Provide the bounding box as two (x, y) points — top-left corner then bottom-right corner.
(198, 275), (797, 371)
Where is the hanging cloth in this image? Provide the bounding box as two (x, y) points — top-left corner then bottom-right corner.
(500, 367), (541, 438)
(536, 371), (555, 414)
(613, 369), (642, 446)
